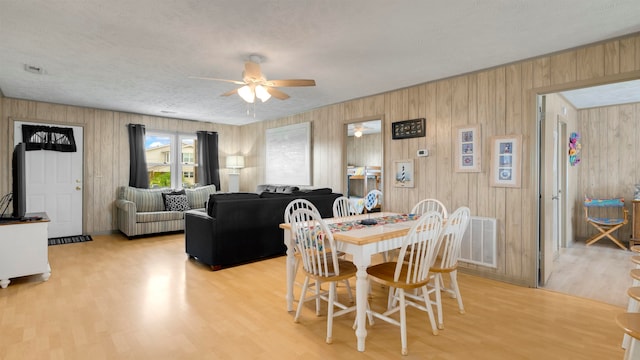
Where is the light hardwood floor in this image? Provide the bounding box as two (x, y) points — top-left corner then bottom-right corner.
(0, 233), (627, 359)
(543, 239), (635, 308)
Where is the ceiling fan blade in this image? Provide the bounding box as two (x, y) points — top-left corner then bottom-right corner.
(189, 76), (245, 85)
(266, 87), (290, 100)
(221, 88), (239, 97)
(266, 79), (316, 87)
(243, 61), (262, 81)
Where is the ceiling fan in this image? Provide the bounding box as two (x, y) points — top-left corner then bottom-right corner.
(191, 55), (316, 103)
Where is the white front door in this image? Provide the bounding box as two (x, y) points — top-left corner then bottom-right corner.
(14, 121), (83, 238)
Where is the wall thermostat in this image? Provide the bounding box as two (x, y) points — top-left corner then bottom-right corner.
(417, 149), (429, 157)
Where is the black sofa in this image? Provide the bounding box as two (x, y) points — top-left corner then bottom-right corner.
(185, 189), (341, 270)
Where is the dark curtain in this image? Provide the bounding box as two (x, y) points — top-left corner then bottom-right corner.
(196, 131), (221, 190)
(22, 124), (77, 152)
(127, 124), (149, 188)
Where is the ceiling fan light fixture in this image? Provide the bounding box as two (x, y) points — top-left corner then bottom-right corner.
(238, 85), (255, 103)
(255, 85), (271, 102)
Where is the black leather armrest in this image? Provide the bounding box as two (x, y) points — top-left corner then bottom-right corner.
(185, 210), (218, 268)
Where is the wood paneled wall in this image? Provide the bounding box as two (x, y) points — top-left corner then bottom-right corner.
(346, 132), (382, 167)
(576, 101), (640, 241)
(240, 33), (640, 286)
(2, 33), (640, 286)
(0, 99), (239, 234)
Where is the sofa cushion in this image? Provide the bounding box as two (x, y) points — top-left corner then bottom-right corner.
(136, 211), (184, 223)
(162, 190), (186, 210)
(165, 194), (191, 211)
(293, 188), (333, 196)
(121, 186), (169, 212)
(185, 184), (217, 209)
(256, 184), (299, 193)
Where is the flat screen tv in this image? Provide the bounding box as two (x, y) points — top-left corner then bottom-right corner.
(12, 142), (26, 219)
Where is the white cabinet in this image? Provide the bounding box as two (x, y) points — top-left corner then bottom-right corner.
(0, 213), (50, 288)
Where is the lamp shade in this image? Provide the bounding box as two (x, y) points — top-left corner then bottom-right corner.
(237, 85), (255, 103)
(226, 155), (245, 169)
(255, 85), (271, 102)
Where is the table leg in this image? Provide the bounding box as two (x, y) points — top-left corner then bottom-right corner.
(352, 251), (371, 352)
(284, 230), (295, 312)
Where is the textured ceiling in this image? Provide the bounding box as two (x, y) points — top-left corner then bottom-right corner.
(1, 1), (639, 126)
(561, 79), (640, 109)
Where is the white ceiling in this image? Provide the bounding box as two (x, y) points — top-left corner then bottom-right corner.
(1, 1), (639, 126)
(560, 80), (640, 109)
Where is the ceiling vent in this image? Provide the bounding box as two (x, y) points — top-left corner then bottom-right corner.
(24, 64), (44, 75)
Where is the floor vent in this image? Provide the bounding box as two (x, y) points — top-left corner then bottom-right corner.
(459, 216), (497, 268)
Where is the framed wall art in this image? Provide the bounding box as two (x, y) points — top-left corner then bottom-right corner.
(454, 124), (481, 172)
(392, 118), (425, 140)
(393, 159), (414, 188)
(490, 134), (522, 188)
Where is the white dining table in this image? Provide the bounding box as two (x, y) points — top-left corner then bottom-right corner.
(280, 212), (417, 352)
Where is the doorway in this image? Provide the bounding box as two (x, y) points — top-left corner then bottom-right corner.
(344, 119), (383, 213)
(538, 80), (640, 307)
(14, 121), (84, 238)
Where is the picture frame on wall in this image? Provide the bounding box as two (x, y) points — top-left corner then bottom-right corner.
(393, 159), (414, 188)
(454, 124), (481, 172)
(490, 134), (522, 188)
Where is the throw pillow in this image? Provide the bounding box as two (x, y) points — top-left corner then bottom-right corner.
(165, 194), (191, 211)
(162, 190), (185, 210)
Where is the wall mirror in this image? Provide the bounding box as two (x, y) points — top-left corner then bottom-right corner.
(345, 119), (383, 214)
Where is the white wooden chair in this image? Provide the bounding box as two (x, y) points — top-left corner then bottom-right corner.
(426, 206), (471, 329)
(384, 198), (448, 281)
(284, 199), (353, 310)
(290, 208), (357, 344)
(366, 211), (443, 356)
(411, 198), (448, 220)
(284, 199), (324, 313)
(332, 196), (358, 217)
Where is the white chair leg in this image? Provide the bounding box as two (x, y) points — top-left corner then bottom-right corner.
(326, 282), (336, 344)
(294, 277), (310, 322)
(315, 280), (321, 316)
(399, 289), (408, 356)
(434, 274), (444, 330)
(387, 286), (396, 310)
(450, 270), (465, 314)
(420, 285), (439, 336)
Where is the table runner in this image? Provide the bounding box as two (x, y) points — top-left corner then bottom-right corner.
(328, 214), (419, 233)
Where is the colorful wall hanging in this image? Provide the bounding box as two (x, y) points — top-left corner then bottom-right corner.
(569, 132), (581, 166)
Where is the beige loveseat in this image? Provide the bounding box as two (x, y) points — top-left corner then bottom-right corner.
(115, 184), (217, 238)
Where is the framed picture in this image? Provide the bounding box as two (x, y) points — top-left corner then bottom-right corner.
(393, 159), (414, 188)
(454, 125), (481, 172)
(392, 118), (426, 139)
(490, 134), (522, 188)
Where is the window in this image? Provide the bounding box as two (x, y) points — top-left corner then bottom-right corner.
(145, 131), (198, 189)
(182, 152), (194, 163)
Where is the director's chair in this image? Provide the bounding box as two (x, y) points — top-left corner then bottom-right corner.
(584, 197), (629, 250)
